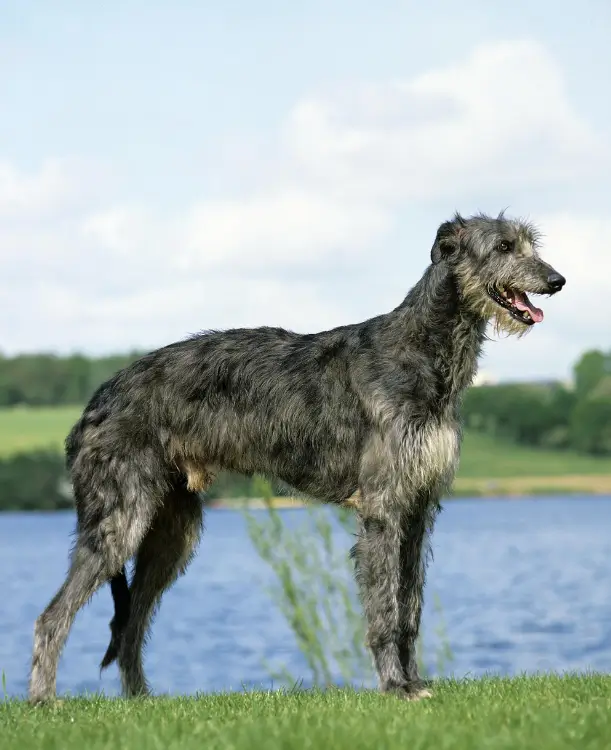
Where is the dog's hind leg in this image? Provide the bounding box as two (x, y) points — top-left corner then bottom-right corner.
(114, 487), (204, 697)
(99, 566), (131, 672)
(28, 472), (160, 704)
(29, 541), (108, 704)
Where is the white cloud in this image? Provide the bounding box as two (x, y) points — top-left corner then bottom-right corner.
(1, 39), (609, 382)
(181, 188), (390, 270)
(0, 158), (107, 226)
(533, 214), (611, 340)
(0, 160), (70, 222)
(81, 207), (150, 257)
(177, 39), (607, 272)
(281, 40), (605, 203)
(0, 274), (346, 355)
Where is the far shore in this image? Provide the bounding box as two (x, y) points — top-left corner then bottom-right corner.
(1, 474), (610, 513)
(207, 473), (611, 509)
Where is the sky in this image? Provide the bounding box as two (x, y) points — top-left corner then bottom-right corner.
(1, 0), (610, 382)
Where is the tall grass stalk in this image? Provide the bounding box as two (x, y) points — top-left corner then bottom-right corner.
(242, 477), (453, 688)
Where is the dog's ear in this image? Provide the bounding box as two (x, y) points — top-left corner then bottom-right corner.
(430, 215), (464, 264)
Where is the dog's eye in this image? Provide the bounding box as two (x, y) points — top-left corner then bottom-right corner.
(497, 240), (512, 252)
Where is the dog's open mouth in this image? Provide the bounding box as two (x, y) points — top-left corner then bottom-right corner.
(488, 285), (544, 325)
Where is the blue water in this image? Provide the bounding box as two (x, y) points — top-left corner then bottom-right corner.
(1, 497), (610, 698)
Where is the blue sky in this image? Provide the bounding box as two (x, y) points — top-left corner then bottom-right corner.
(1, 0), (610, 382)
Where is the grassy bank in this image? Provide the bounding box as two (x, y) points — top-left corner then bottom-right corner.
(452, 473), (611, 497)
(0, 406), (80, 456)
(458, 431), (611, 477)
(1, 675), (610, 750)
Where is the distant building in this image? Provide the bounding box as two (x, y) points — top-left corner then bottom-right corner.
(471, 372), (573, 389)
(473, 371), (498, 386)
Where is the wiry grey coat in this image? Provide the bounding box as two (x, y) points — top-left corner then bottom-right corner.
(28, 212), (566, 703)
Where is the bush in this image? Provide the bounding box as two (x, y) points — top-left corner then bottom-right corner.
(570, 397), (611, 456)
(462, 383), (571, 447)
(0, 450), (70, 511)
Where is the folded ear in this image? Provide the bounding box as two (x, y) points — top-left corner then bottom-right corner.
(430, 214), (465, 264)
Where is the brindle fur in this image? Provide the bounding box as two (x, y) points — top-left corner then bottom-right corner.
(28, 212), (565, 703)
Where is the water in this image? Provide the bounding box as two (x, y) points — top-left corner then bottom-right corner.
(1, 497), (610, 698)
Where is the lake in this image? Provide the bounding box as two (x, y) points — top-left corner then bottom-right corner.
(1, 496), (610, 698)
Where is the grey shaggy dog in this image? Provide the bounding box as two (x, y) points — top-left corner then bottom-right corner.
(28, 211), (566, 704)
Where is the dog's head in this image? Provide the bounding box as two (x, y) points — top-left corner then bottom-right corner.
(430, 212), (566, 335)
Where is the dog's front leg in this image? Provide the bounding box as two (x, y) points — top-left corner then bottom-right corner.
(351, 492), (431, 700)
(397, 500), (439, 695)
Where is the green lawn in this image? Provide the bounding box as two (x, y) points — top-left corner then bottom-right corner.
(0, 405), (609, 479)
(1, 676), (610, 750)
(458, 431), (611, 478)
(0, 406), (81, 456)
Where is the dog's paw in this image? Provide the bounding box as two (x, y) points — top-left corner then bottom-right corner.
(381, 680), (433, 701)
(28, 695), (65, 708)
(402, 686), (433, 701)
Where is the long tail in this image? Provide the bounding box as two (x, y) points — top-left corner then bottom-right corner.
(100, 566), (131, 670)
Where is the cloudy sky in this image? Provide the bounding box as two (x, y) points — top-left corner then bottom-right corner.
(1, 0), (610, 382)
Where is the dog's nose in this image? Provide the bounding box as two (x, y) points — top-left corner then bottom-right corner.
(547, 272), (566, 291)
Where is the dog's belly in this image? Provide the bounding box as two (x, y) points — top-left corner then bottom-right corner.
(243, 435), (362, 503)
(171, 422), (363, 504)
(271, 461), (360, 504)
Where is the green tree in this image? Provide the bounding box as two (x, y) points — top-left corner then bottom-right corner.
(462, 383), (569, 447)
(570, 396), (611, 456)
(0, 450), (70, 511)
(0, 352), (144, 407)
(573, 350), (611, 401)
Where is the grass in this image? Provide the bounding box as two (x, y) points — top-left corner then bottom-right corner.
(458, 431), (611, 478)
(1, 676), (610, 750)
(0, 406), (81, 456)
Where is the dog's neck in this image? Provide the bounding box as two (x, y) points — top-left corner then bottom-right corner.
(385, 262), (488, 407)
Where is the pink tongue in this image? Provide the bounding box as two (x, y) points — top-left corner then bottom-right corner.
(512, 291), (544, 323)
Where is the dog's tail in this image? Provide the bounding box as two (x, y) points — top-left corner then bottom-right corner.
(100, 566), (131, 670)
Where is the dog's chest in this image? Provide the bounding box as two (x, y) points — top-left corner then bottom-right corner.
(406, 420), (461, 490)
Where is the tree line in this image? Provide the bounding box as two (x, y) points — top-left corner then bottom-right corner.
(0, 347), (609, 511)
(0, 352), (142, 407)
(462, 349), (611, 456)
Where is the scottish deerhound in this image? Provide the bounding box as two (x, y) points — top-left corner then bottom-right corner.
(28, 212), (565, 703)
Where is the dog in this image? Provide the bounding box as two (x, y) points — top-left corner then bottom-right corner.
(28, 211), (565, 702)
